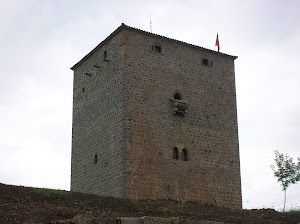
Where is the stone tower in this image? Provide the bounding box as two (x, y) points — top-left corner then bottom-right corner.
(70, 23), (242, 208)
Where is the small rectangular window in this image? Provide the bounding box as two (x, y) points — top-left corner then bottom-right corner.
(202, 58), (209, 66)
(155, 45), (161, 53)
(152, 45), (162, 53)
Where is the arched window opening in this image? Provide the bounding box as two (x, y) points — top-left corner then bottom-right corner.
(173, 92), (187, 116)
(174, 92), (182, 100)
(182, 148), (188, 161)
(173, 147), (179, 160)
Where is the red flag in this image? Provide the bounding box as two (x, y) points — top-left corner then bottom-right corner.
(215, 33), (220, 52)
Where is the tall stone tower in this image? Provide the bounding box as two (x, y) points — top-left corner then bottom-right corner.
(70, 23), (242, 208)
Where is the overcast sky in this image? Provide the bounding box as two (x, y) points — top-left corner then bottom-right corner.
(1, 0), (299, 211)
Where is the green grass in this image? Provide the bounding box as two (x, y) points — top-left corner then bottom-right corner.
(33, 187), (70, 197)
(285, 210), (300, 215)
(170, 202), (182, 209)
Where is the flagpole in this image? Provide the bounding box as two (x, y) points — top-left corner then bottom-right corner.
(215, 33), (220, 52)
(150, 12), (152, 33)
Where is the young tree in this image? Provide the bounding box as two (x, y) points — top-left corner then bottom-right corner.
(270, 150), (300, 212)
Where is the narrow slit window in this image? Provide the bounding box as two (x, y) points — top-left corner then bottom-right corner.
(173, 147), (179, 160)
(104, 50), (107, 59)
(182, 148), (188, 161)
(94, 154), (98, 164)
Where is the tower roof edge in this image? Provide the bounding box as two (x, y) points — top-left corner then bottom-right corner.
(71, 23), (238, 70)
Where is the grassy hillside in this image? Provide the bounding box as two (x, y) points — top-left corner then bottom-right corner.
(0, 183), (299, 224)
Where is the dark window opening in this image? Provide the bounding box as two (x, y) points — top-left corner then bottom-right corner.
(174, 92), (182, 100)
(149, 158), (152, 164)
(202, 58), (209, 66)
(182, 148), (188, 161)
(94, 154), (98, 164)
(173, 147), (179, 160)
(103, 50), (109, 62)
(155, 45), (161, 53)
(82, 87), (85, 93)
(152, 45), (162, 53)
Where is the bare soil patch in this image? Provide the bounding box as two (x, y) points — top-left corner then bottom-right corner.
(0, 183), (299, 224)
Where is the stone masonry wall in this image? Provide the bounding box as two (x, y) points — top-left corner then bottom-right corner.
(71, 25), (242, 208)
(121, 28), (242, 208)
(71, 33), (127, 197)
